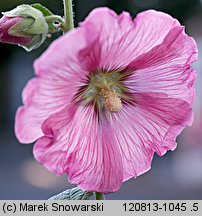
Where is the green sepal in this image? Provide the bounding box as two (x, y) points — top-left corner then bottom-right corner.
(8, 18), (34, 37)
(22, 34), (42, 51)
(31, 3), (53, 17)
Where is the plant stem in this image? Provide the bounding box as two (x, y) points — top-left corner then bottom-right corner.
(45, 15), (65, 32)
(63, 0), (74, 32)
(95, 192), (105, 200)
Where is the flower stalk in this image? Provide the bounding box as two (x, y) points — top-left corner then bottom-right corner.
(95, 192), (105, 200)
(44, 15), (65, 33)
(63, 0), (74, 32)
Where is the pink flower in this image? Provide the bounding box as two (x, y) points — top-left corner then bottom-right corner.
(15, 8), (197, 193)
(0, 16), (32, 45)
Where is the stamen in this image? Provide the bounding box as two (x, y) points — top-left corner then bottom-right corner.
(101, 89), (122, 112)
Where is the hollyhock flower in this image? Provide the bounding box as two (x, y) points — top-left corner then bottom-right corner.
(15, 8), (197, 193)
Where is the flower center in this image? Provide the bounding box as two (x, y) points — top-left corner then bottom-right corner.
(75, 69), (130, 113)
(100, 88), (122, 112)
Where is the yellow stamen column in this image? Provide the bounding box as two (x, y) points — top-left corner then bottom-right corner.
(101, 89), (122, 112)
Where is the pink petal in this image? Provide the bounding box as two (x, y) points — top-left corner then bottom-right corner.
(34, 24), (99, 77)
(33, 91), (192, 192)
(33, 106), (123, 193)
(15, 76), (70, 143)
(15, 24), (100, 143)
(111, 92), (192, 181)
(125, 25), (197, 104)
(80, 8), (182, 70)
(15, 7), (197, 194)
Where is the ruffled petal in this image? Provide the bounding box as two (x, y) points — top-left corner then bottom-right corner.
(111, 92), (192, 181)
(33, 105), (123, 193)
(15, 75), (74, 143)
(125, 25), (197, 104)
(15, 24), (100, 143)
(34, 23), (99, 77)
(81, 8), (181, 70)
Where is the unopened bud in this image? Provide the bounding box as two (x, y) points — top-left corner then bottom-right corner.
(0, 4), (64, 51)
(0, 5), (49, 51)
(0, 15), (32, 45)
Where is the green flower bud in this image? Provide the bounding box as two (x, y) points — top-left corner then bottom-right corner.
(2, 4), (64, 51)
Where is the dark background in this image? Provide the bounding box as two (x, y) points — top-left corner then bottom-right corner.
(0, 0), (202, 199)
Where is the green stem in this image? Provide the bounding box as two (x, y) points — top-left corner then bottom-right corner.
(63, 0), (74, 32)
(45, 15), (65, 32)
(95, 192), (105, 200)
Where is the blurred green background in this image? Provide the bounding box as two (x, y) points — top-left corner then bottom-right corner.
(0, 0), (202, 199)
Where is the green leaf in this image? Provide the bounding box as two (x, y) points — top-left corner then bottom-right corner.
(48, 187), (94, 200)
(31, 3), (53, 17)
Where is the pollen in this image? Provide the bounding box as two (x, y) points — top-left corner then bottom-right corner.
(101, 89), (122, 112)
(77, 70), (129, 114)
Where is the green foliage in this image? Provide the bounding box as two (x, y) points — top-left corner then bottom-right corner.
(31, 3), (53, 17)
(48, 187), (94, 200)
